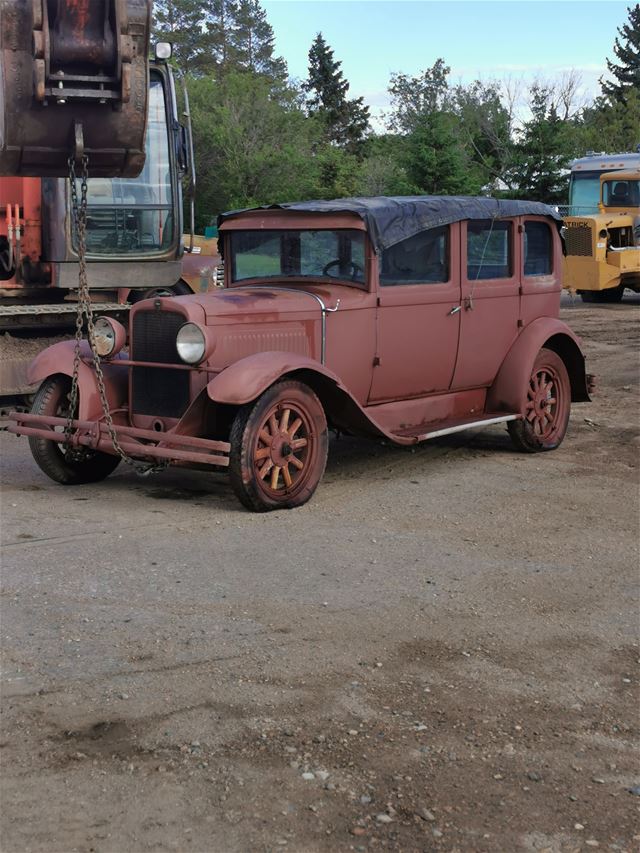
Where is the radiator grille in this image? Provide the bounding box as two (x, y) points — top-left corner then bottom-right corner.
(130, 309), (190, 418)
(565, 224), (593, 257)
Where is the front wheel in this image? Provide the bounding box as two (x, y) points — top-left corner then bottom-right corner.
(130, 280), (192, 303)
(507, 349), (571, 453)
(229, 380), (328, 511)
(28, 375), (121, 485)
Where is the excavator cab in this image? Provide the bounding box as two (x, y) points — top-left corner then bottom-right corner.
(0, 0), (152, 178)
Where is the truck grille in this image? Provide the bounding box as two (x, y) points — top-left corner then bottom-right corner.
(130, 309), (190, 418)
(565, 223), (593, 256)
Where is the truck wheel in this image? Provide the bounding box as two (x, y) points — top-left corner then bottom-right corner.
(131, 280), (192, 302)
(229, 380), (328, 512)
(507, 349), (571, 453)
(28, 375), (121, 485)
(579, 286), (624, 303)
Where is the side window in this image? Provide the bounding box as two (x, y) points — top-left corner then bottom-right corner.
(524, 221), (553, 276)
(380, 226), (449, 286)
(467, 220), (512, 279)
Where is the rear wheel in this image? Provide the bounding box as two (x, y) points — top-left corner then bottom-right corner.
(28, 375), (120, 485)
(507, 349), (571, 453)
(579, 286), (625, 303)
(229, 380), (328, 512)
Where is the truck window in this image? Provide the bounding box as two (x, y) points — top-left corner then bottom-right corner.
(602, 179), (640, 207)
(379, 226), (449, 286)
(467, 220), (512, 280)
(524, 222), (553, 276)
(76, 72), (174, 257)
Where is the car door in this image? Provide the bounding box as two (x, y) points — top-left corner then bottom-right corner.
(368, 223), (462, 403)
(451, 218), (521, 390)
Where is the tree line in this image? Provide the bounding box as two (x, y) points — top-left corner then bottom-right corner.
(152, 1), (640, 230)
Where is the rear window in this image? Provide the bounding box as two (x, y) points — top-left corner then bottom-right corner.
(524, 221), (553, 276)
(380, 226), (449, 286)
(467, 220), (512, 279)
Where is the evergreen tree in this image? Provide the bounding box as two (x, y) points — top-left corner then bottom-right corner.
(506, 85), (572, 203)
(231, 0), (287, 79)
(304, 33), (370, 152)
(600, 3), (640, 102)
(202, 0), (238, 75)
(152, 0), (206, 73)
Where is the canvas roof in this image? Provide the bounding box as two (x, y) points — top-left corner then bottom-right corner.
(218, 195), (563, 253)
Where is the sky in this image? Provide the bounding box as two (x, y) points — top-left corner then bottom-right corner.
(262, 0), (631, 128)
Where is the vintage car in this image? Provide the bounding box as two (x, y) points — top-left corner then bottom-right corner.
(9, 196), (592, 511)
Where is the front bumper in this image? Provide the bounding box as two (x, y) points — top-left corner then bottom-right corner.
(8, 412), (230, 468)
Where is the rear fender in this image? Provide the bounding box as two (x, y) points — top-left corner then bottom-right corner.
(486, 318), (591, 414)
(28, 340), (128, 420)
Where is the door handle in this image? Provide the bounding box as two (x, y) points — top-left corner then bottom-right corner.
(448, 305), (461, 315)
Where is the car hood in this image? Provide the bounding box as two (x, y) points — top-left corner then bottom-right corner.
(175, 284), (362, 320)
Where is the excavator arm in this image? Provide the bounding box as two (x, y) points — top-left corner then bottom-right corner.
(1, 0), (152, 177)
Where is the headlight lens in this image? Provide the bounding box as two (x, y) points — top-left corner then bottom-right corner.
(93, 317), (119, 357)
(176, 322), (206, 364)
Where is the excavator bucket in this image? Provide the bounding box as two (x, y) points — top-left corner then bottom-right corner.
(0, 0), (152, 178)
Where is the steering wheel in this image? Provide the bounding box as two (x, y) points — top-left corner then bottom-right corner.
(322, 259), (364, 281)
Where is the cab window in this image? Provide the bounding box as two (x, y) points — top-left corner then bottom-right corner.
(380, 226), (449, 286)
(467, 220), (512, 279)
(524, 221), (553, 276)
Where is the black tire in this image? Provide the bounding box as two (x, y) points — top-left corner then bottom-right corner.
(28, 375), (121, 485)
(229, 380), (328, 512)
(579, 286), (625, 303)
(130, 280), (192, 303)
(507, 348), (571, 453)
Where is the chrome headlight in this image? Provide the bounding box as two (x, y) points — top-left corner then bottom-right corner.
(176, 322), (206, 364)
(93, 317), (126, 357)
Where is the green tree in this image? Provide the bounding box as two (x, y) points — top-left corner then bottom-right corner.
(387, 59), (451, 134)
(601, 3), (640, 102)
(202, 0), (237, 74)
(304, 33), (370, 152)
(453, 80), (513, 190)
(152, 0), (206, 73)
(575, 88), (640, 153)
(230, 0), (287, 80)
(506, 85), (572, 203)
(188, 73), (320, 225)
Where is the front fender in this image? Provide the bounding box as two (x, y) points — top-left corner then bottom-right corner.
(207, 351), (344, 405)
(28, 340), (128, 420)
(486, 318), (590, 414)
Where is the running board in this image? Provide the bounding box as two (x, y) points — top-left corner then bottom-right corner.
(394, 414), (520, 443)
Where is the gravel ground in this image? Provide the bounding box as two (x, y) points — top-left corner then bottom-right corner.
(1, 299), (639, 853)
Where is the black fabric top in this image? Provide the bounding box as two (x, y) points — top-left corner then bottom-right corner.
(218, 195), (563, 253)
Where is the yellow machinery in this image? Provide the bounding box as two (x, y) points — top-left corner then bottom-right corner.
(564, 169), (640, 302)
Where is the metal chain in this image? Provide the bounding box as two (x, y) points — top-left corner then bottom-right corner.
(64, 156), (168, 476)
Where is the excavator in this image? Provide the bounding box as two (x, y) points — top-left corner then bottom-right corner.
(0, 1), (220, 403)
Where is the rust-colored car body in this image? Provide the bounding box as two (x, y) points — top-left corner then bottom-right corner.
(9, 196), (592, 510)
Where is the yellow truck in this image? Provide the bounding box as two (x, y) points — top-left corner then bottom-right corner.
(563, 159), (640, 303)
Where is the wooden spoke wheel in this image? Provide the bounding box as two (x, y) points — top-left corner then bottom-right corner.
(229, 380), (328, 511)
(508, 348), (571, 453)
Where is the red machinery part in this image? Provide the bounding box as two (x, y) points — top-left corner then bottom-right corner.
(0, 0), (152, 178)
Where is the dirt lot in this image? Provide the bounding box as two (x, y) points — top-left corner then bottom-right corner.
(1, 298), (639, 853)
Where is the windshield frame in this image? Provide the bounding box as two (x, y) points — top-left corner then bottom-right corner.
(226, 226), (371, 291)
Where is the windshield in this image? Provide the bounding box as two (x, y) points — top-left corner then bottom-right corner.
(602, 178), (640, 208)
(229, 229), (367, 286)
(568, 171), (605, 215)
(76, 72), (174, 257)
